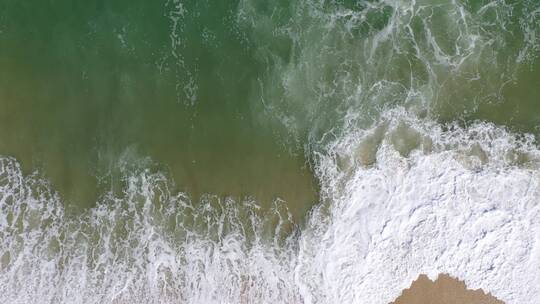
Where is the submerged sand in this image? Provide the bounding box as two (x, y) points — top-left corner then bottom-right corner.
(391, 274), (504, 304)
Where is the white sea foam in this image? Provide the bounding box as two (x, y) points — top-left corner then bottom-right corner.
(297, 108), (540, 303)
(1, 0), (539, 302)
(237, 0), (540, 300)
(0, 157), (301, 304)
(1, 108), (540, 303)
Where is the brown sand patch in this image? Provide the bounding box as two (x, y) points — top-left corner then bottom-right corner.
(391, 274), (504, 304)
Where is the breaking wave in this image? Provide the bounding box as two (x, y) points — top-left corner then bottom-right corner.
(1, 0), (540, 303)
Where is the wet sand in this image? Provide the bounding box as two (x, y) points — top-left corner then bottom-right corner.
(391, 274), (504, 304)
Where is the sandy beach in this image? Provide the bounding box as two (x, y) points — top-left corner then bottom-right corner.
(392, 274), (504, 304)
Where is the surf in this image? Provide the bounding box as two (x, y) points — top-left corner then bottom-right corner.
(1, 0), (539, 303)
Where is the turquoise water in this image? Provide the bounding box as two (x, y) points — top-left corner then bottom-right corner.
(0, 0), (539, 303)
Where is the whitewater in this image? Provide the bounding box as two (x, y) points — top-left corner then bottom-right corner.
(1, 0), (540, 303)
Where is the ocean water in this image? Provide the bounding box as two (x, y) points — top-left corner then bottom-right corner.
(0, 0), (539, 303)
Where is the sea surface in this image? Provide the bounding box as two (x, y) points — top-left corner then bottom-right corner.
(0, 0), (539, 303)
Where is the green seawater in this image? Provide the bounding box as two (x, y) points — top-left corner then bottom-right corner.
(0, 0), (539, 219)
(0, 0), (319, 216)
(1, 0), (539, 218)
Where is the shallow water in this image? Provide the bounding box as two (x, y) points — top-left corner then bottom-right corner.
(0, 0), (540, 303)
(0, 0), (318, 214)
